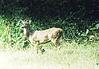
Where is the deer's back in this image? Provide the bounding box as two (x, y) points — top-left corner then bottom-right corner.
(29, 27), (63, 44)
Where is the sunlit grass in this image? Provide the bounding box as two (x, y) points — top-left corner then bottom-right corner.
(0, 40), (98, 69)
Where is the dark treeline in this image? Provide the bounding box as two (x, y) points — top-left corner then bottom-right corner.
(0, 0), (99, 20)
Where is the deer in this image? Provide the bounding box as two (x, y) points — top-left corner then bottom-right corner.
(22, 20), (63, 53)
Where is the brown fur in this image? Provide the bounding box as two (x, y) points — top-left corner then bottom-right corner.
(22, 20), (63, 53)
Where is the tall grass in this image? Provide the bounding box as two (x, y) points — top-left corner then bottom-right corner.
(0, 14), (99, 49)
(0, 14), (99, 69)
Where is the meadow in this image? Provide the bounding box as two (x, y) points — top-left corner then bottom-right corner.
(0, 15), (99, 69)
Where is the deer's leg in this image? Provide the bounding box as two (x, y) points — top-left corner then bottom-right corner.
(35, 41), (39, 54)
(37, 45), (45, 54)
(51, 38), (61, 50)
(36, 41), (44, 54)
(36, 45), (39, 54)
(41, 49), (45, 54)
(51, 39), (58, 48)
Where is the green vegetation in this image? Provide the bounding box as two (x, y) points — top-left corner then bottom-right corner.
(0, 14), (99, 65)
(0, 14), (99, 48)
(0, 0), (99, 69)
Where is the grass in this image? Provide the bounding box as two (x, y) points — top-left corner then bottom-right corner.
(0, 15), (99, 69)
(0, 40), (98, 69)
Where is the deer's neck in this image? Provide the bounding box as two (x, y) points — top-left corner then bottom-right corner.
(23, 28), (30, 38)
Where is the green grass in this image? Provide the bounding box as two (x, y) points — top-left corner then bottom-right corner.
(0, 15), (99, 69)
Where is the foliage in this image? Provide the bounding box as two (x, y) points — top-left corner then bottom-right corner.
(0, 15), (99, 49)
(0, 0), (99, 49)
(0, 1), (98, 69)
